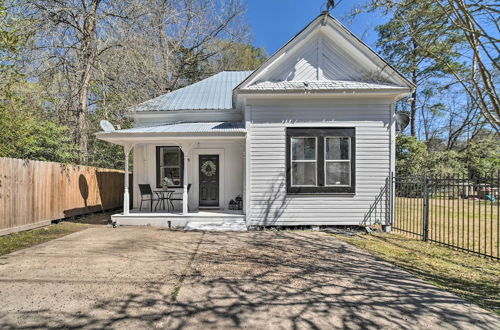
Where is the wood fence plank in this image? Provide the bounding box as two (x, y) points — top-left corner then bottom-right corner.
(0, 157), (127, 234)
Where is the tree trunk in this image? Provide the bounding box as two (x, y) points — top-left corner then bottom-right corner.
(77, 73), (90, 163)
(410, 89), (417, 137)
(77, 40), (94, 164)
(410, 35), (418, 137)
(77, 50), (94, 164)
(77, 1), (99, 164)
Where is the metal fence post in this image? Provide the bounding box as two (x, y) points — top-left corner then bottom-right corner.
(423, 175), (430, 241)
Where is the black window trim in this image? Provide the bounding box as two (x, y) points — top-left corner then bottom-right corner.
(286, 127), (356, 194)
(156, 146), (184, 188)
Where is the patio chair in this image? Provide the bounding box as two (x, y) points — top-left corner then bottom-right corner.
(138, 184), (158, 212)
(169, 184), (191, 211)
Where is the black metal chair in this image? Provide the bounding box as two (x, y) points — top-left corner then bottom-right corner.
(138, 184), (158, 212)
(169, 184), (191, 211)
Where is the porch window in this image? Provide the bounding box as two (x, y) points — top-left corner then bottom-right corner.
(156, 146), (184, 188)
(286, 128), (355, 194)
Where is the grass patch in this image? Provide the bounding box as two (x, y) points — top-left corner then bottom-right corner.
(0, 222), (90, 257)
(334, 232), (500, 315)
(170, 286), (181, 302)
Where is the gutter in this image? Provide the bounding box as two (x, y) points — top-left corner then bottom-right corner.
(236, 88), (411, 95)
(95, 131), (246, 141)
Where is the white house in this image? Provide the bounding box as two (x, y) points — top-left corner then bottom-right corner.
(97, 13), (414, 230)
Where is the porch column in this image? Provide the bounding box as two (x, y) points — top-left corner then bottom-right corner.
(123, 144), (133, 215)
(183, 152), (189, 215)
(242, 150), (246, 214)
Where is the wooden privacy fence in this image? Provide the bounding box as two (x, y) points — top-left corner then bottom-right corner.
(0, 157), (130, 235)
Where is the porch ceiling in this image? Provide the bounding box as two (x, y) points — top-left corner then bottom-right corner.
(96, 121), (246, 145)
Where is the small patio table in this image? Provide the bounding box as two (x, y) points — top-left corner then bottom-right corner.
(153, 190), (175, 212)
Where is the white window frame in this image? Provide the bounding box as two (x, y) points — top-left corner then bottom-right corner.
(159, 147), (182, 187)
(290, 136), (318, 187)
(324, 136), (351, 187)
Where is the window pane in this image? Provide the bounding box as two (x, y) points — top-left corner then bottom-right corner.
(326, 137), (349, 160)
(326, 162), (350, 186)
(292, 137), (316, 160)
(162, 167), (181, 186)
(162, 148), (180, 166)
(292, 162), (316, 186)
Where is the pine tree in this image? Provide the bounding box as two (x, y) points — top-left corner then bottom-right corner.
(371, 0), (466, 136)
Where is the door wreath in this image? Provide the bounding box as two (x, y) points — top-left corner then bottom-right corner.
(201, 160), (217, 177)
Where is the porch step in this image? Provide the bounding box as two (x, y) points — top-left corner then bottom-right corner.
(184, 220), (247, 232)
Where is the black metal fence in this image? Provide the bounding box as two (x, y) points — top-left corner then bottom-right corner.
(392, 173), (499, 259)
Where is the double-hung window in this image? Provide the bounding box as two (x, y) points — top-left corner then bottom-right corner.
(286, 128), (355, 194)
(291, 137), (317, 186)
(156, 146), (184, 188)
(325, 137), (351, 186)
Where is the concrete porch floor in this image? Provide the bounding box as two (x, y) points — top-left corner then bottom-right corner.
(126, 209), (244, 216)
(111, 209), (245, 229)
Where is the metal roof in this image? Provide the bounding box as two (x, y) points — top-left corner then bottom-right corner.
(131, 71), (252, 112)
(241, 80), (407, 92)
(107, 121), (245, 134)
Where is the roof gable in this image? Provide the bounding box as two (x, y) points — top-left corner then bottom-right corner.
(257, 32), (379, 83)
(235, 13), (414, 92)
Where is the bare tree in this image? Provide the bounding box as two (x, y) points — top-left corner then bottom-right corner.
(11, 0), (250, 164)
(11, 0), (145, 163)
(100, 0), (250, 106)
(444, 93), (484, 149)
(439, 0), (499, 130)
(354, 0), (499, 134)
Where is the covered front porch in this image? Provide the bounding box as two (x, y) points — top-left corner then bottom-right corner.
(96, 122), (247, 229)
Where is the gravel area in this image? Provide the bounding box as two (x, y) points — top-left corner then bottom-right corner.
(0, 227), (498, 329)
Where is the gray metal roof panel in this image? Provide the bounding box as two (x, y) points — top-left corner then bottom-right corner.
(111, 121), (246, 134)
(242, 80), (406, 91)
(132, 71), (252, 112)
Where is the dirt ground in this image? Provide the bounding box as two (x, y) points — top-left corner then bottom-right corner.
(0, 227), (498, 329)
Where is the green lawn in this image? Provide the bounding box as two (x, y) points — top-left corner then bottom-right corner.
(395, 197), (499, 258)
(334, 232), (500, 315)
(0, 222), (90, 257)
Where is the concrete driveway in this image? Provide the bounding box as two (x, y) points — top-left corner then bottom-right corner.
(0, 228), (498, 329)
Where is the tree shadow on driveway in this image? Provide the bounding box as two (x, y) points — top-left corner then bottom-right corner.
(0, 230), (498, 329)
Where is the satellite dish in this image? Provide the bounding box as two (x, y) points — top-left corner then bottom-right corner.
(100, 120), (115, 132)
(395, 112), (410, 133)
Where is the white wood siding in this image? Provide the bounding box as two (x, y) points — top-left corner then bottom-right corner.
(255, 32), (375, 84)
(247, 97), (393, 226)
(132, 110), (243, 128)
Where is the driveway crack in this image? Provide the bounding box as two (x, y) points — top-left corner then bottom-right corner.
(170, 231), (205, 302)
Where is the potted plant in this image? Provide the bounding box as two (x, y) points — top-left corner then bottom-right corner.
(160, 177), (174, 191)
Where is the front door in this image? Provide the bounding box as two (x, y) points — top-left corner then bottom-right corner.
(199, 155), (219, 207)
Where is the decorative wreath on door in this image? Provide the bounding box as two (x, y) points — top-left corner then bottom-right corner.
(201, 160), (217, 177)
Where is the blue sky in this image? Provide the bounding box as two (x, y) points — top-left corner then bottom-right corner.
(246, 0), (387, 55)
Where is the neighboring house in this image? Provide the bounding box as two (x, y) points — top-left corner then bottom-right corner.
(97, 12), (414, 230)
